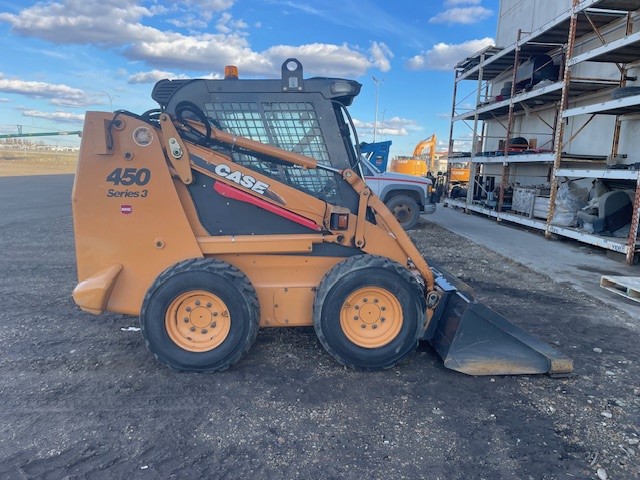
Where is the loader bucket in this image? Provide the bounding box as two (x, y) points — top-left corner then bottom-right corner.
(424, 272), (573, 376)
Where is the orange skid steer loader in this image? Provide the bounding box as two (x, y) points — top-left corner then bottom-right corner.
(71, 59), (572, 375)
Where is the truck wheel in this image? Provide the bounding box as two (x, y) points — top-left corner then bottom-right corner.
(140, 258), (259, 372)
(385, 194), (420, 230)
(313, 255), (425, 370)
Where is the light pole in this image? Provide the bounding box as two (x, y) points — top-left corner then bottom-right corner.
(101, 90), (118, 111)
(372, 76), (384, 142)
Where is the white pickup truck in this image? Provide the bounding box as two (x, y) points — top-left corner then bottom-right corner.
(359, 156), (436, 230)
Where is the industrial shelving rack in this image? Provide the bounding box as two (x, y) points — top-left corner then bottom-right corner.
(446, 0), (640, 265)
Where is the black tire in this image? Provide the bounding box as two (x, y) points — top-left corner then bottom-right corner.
(313, 255), (426, 370)
(385, 194), (421, 230)
(451, 186), (468, 199)
(140, 258), (259, 372)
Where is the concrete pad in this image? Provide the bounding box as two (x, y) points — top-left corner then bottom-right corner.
(425, 206), (640, 319)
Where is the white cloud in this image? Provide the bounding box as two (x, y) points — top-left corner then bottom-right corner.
(453, 139), (472, 151)
(0, 1), (160, 46)
(429, 6), (493, 25)
(130, 38), (388, 78)
(161, 1), (235, 27)
(49, 97), (91, 107)
(384, 116), (421, 131)
(199, 73), (224, 80)
(0, 74), (91, 106)
(128, 70), (190, 84)
(166, 16), (208, 29)
(128, 69), (222, 84)
(22, 109), (85, 123)
(406, 37), (494, 71)
(127, 33), (274, 73)
(216, 12), (248, 34)
(263, 43), (381, 77)
(445, 0), (480, 6)
(165, 0), (234, 22)
(0, 1), (390, 79)
(172, 0), (234, 12)
(369, 42), (393, 72)
(0, 98), (10, 103)
(354, 116), (420, 137)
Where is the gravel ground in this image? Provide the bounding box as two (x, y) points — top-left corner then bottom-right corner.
(0, 175), (638, 479)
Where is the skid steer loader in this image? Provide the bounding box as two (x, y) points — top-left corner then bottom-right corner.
(71, 59), (572, 375)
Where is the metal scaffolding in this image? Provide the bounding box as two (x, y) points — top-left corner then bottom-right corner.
(446, 0), (640, 265)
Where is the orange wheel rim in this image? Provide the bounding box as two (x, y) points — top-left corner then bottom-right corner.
(340, 287), (403, 348)
(165, 290), (231, 352)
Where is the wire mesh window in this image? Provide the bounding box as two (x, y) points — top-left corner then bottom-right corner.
(204, 101), (338, 201)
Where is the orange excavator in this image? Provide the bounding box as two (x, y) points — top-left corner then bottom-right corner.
(390, 134), (436, 178)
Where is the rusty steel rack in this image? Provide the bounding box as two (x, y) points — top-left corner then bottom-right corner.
(446, 0), (640, 265)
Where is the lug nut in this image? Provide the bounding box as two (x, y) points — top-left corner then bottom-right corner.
(186, 307), (192, 312)
(201, 329), (208, 334)
(374, 298), (379, 303)
(195, 300), (201, 306)
(363, 298), (368, 302)
(381, 307), (386, 311)
(211, 322), (217, 328)
(380, 317), (386, 322)
(353, 316), (359, 320)
(213, 312), (218, 317)
(360, 324), (366, 329)
(190, 326), (196, 332)
(206, 302), (212, 308)
(354, 305), (359, 310)
(183, 317), (189, 323)
(372, 324), (378, 329)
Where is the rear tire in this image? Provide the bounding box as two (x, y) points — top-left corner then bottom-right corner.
(313, 255), (425, 370)
(385, 194), (420, 230)
(140, 258), (259, 372)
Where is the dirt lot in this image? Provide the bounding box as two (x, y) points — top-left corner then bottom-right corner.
(0, 174), (638, 480)
(0, 150), (77, 176)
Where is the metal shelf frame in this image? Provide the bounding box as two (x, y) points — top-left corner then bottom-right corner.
(453, 0), (625, 82)
(555, 167), (640, 179)
(569, 30), (640, 65)
(562, 93), (640, 116)
(445, 197), (635, 254)
(447, 0), (640, 264)
(474, 152), (556, 164)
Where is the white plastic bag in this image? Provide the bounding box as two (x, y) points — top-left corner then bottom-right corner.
(551, 180), (589, 226)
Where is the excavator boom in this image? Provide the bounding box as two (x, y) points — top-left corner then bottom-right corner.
(390, 134), (437, 178)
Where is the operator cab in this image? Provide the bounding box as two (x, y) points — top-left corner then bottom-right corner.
(152, 59), (364, 212)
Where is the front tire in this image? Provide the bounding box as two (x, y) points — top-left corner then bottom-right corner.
(313, 255), (425, 370)
(140, 258), (259, 372)
(385, 194), (420, 230)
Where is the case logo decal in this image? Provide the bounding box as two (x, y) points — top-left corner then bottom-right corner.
(213, 163), (270, 195)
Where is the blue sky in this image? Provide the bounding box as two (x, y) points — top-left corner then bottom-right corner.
(0, 0), (498, 157)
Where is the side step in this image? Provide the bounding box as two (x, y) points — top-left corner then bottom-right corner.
(424, 271), (573, 376)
